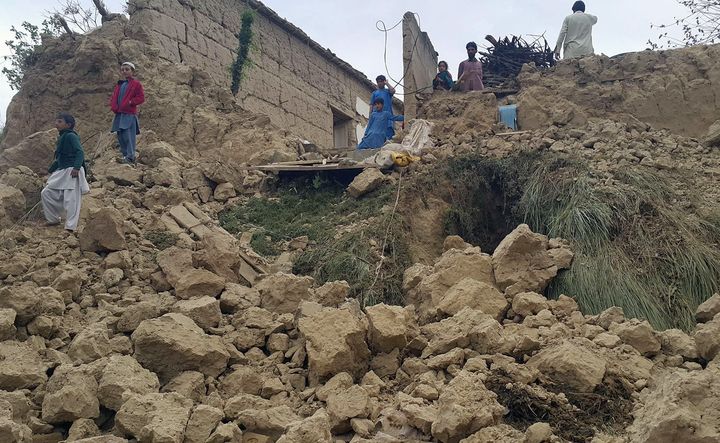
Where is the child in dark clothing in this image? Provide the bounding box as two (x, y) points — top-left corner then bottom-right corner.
(41, 113), (90, 231)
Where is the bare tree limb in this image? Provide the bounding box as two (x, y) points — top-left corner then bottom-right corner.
(47, 0), (101, 34)
(91, 0), (110, 20)
(53, 14), (76, 39)
(650, 0), (720, 48)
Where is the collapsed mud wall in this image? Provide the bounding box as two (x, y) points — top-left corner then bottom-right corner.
(516, 44), (720, 138)
(129, 0), (385, 148)
(0, 15), (299, 169)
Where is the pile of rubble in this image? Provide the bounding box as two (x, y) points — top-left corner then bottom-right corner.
(0, 130), (719, 442)
(2, 12), (720, 442)
(417, 91), (720, 210)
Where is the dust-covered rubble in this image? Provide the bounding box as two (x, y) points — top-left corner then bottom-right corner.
(0, 151), (717, 443)
(1, 23), (720, 442)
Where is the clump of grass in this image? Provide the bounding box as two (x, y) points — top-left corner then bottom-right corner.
(219, 175), (389, 245)
(486, 370), (634, 441)
(144, 229), (178, 250)
(293, 217), (410, 306)
(219, 174), (411, 306)
(436, 151), (720, 330)
(523, 160), (720, 330)
(250, 232), (280, 256)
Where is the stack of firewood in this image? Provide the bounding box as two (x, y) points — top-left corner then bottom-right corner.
(480, 35), (556, 89)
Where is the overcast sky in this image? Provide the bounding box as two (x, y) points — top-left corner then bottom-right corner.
(0, 0), (691, 127)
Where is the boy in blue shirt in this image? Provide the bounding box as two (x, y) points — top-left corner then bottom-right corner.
(370, 75), (397, 140)
(358, 98), (404, 149)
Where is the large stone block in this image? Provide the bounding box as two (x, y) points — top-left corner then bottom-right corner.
(492, 224), (559, 293)
(299, 307), (370, 383)
(437, 277), (508, 321)
(527, 339), (607, 393)
(694, 315), (720, 361)
(79, 208), (127, 252)
(628, 367), (720, 443)
(431, 371), (505, 443)
(365, 303), (417, 354)
(0, 341), (48, 390)
(115, 392), (193, 442)
(131, 313), (230, 382)
(173, 296), (222, 330)
(98, 355), (160, 411)
(697, 293), (720, 323)
(0, 284), (64, 326)
(0, 184), (25, 229)
(257, 273), (314, 314)
(42, 365), (99, 424)
(609, 320), (661, 356)
(347, 169), (385, 198)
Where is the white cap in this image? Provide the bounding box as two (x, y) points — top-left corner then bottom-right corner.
(121, 62), (136, 70)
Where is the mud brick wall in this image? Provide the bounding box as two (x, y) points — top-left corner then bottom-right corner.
(129, 0), (394, 147)
(402, 12), (438, 121)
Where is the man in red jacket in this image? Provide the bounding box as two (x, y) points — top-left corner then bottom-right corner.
(110, 62), (145, 164)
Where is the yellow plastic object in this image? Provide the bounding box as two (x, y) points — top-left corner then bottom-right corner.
(391, 152), (421, 167)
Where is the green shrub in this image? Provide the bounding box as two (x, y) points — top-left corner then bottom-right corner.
(2, 20), (61, 90)
(220, 175), (411, 306)
(144, 230), (178, 250)
(230, 11), (255, 95)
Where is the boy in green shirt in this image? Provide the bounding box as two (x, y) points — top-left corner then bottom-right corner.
(40, 113), (90, 231)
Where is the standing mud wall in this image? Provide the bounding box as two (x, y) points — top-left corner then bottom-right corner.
(402, 12), (437, 121)
(129, 0), (382, 148)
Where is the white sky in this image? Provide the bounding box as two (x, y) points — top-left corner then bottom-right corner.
(0, 0), (691, 127)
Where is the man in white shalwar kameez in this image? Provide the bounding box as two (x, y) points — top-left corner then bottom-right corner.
(554, 1), (598, 60)
(41, 113), (90, 232)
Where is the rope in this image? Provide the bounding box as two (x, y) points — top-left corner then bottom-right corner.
(90, 131), (112, 161)
(0, 201), (43, 242)
(375, 13), (434, 96)
(363, 168), (404, 307)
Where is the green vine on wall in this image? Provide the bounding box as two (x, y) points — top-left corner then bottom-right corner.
(231, 10), (255, 95)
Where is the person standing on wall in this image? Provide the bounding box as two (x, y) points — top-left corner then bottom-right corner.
(370, 75), (397, 141)
(110, 62), (145, 164)
(554, 1), (598, 60)
(457, 42), (484, 92)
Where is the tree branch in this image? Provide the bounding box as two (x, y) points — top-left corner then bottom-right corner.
(91, 0), (110, 20)
(53, 14), (75, 39)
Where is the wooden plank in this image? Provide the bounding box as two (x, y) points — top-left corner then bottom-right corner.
(248, 163), (376, 172)
(483, 89), (520, 95)
(189, 224), (214, 240)
(169, 205), (201, 229)
(496, 131), (529, 137)
(183, 201), (213, 224)
(261, 159), (341, 166)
